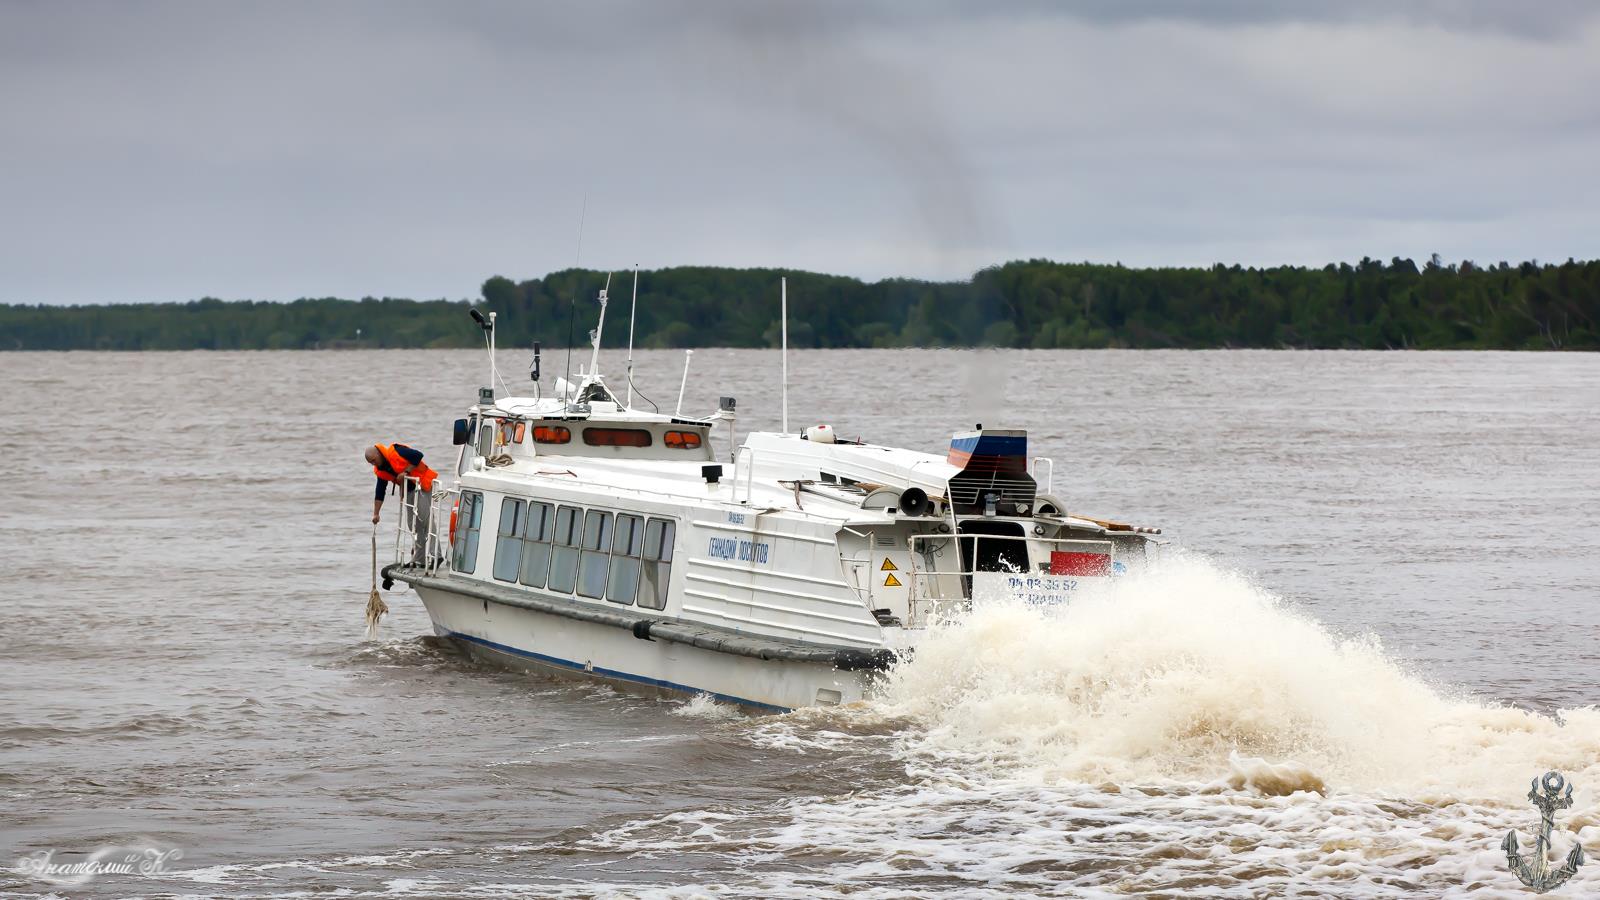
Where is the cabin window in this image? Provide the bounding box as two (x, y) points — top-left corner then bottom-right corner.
(638, 517), (675, 610)
(533, 425), (571, 444)
(582, 427), (652, 448)
(492, 497), (525, 582)
(513, 421), (526, 444)
(547, 505), (581, 593)
(577, 510), (613, 598)
(496, 419), (517, 446)
(663, 430), (703, 450)
(607, 514), (644, 605)
(478, 424), (494, 457)
(452, 491), (483, 574)
(518, 501), (553, 588)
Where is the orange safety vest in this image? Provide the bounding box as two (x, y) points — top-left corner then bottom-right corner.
(374, 443), (438, 492)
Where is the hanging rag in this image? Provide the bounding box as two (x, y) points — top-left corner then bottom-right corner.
(366, 524), (389, 639)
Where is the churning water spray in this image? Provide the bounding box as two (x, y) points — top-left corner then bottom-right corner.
(879, 552), (1600, 802)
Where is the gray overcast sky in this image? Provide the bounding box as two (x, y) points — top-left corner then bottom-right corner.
(3, 1), (1598, 304)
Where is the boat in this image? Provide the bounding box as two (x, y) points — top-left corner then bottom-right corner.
(379, 277), (1161, 712)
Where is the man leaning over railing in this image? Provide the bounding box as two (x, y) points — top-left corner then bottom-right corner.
(365, 442), (438, 564)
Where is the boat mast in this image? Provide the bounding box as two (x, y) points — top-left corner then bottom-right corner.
(676, 349), (694, 415)
(469, 307), (498, 395)
(625, 266), (638, 408)
(563, 194), (588, 403)
(587, 272), (611, 380)
(781, 276), (789, 434)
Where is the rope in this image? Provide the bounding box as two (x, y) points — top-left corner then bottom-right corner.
(365, 524), (388, 639)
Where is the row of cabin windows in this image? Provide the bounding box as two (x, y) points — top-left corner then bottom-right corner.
(472, 419), (705, 452)
(480, 495), (676, 609)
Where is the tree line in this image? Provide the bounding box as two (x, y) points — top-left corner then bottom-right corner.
(3, 256), (1596, 351)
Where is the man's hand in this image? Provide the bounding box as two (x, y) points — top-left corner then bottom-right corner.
(372, 512), (381, 524)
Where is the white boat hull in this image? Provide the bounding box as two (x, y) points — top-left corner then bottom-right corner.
(414, 584), (873, 713)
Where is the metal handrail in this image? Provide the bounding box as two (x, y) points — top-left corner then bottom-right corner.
(734, 446), (756, 504)
(1030, 456), (1055, 493)
(907, 533), (1115, 549)
(901, 532), (1117, 622)
(392, 477), (417, 564)
(837, 540), (876, 608)
(902, 567), (1099, 581)
(427, 486), (458, 572)
(393, 477), (458, 573)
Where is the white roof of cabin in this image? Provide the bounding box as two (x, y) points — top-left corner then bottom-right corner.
(741, 431), (961, 495)
(486, 395), (711, 427)
(459, 430), (902, 529)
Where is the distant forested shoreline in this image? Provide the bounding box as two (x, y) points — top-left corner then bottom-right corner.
(3, 257), (1596, 351)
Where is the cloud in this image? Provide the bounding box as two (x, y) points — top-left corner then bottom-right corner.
(944, 0), (1600, 40)
(1, 1), (1597, 303)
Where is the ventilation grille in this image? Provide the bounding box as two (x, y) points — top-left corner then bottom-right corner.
(947, 473), (1037, 509)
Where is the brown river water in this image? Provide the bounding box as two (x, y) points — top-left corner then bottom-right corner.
(2, 348), (1597, 898)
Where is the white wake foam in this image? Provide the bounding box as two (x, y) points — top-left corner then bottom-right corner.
(879, 553), (1600, 804)
(671, 693), (742, 721)
(656, 554), (1600, 895)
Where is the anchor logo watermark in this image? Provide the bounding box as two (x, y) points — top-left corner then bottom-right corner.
(1501, 771), (1586, 893)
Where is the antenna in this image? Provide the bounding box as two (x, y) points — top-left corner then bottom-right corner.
(563, 194), (588, 406)
(489, 311), (500, 392)
(781, 276), (789, 434)
(676, 349), (694, 416)
(469, 307), (499, 397)
(587, 272), (611, 381)
(625, 266), (639, 408)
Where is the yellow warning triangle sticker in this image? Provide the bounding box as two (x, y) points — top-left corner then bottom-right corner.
(883, 572), (903, 588)
(880, 558), (898, 571)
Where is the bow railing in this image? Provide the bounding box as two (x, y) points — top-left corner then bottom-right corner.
(392, 477), (459, 574)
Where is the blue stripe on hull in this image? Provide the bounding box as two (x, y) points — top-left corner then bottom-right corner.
(445, 630), (793, 714)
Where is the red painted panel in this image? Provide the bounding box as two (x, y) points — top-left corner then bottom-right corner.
(1051, 551), (1110, 576)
